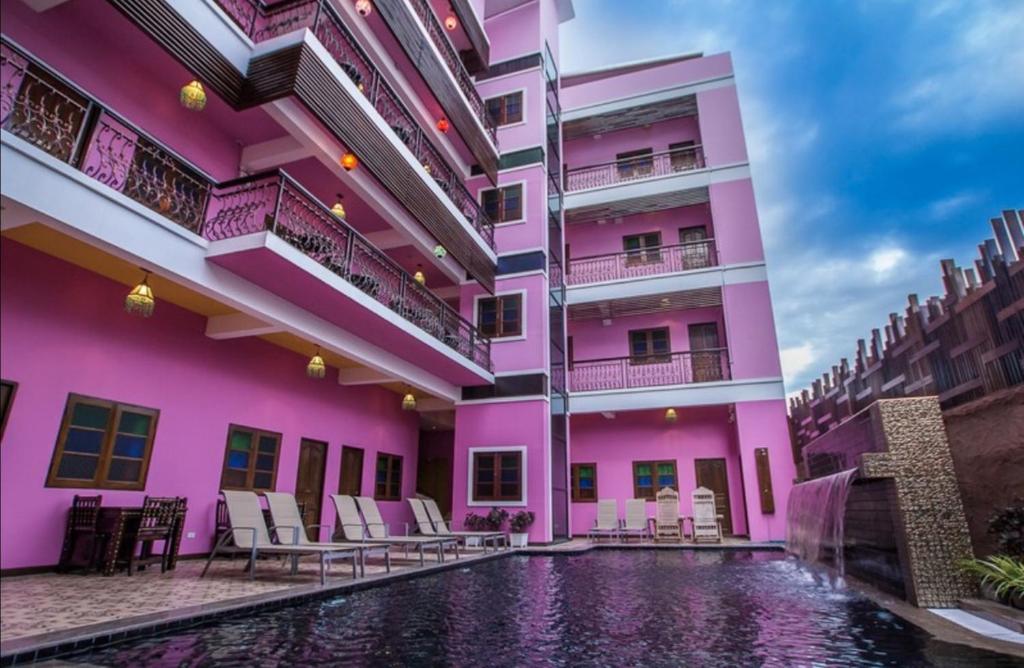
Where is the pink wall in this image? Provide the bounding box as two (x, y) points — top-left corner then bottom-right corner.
(561, 53), (734, 111)
(733, 399), (795, 541)
(566, 204), (713, 259)
(569, 308), (726, 362)
(709, 179), (765, 265)
(471, 167), (548, 253)
(461, 273), (547, 373)
(484, 1), (540, 64)
(563, 116), (701, 170)
(476, 71), (543, 151)
(568, 406), (748, 536)
(722, 282), (783, 379)
(0, 242), (421, 569)
(1, 0), (273, 181)
(696, 86), (749, 167)
(451, 399), (550, 541)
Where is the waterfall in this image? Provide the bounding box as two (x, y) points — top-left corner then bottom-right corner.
(785, 469), (857, 575)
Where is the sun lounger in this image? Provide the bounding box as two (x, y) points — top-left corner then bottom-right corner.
(354, 496), (458, 564)
(587, 499), (620, 541)
(202, 490), (359, 585)
(620, 498), (650, 542)
(406, 498), (468, 552)
(331, 494), (452, 566)
(421, 497), (507, 551)
(263, 492), (390, 576)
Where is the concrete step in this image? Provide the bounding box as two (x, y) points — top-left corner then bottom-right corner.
(960, 598), (1024, 634)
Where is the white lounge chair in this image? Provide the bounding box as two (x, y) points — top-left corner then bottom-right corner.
(587, 499), (619, 541)
(332, 494), (455, 566)
(202, 490), (359, 585)
(263, 492), (390, 576)
(654, 487), (683, 542)
(620, 498), (650, 543)
(691, 487), (724, 543)
(405, 498), (464, 553)
(421, 497), (507, 552)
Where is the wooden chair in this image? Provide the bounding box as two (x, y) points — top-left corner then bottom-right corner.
(653, 487), (683, 542)
(125, 496), (181, 575)
(691, 487), (724, 543)
(58, 495), (105, 573)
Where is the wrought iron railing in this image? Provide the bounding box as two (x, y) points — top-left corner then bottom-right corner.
(570, 349), (730, 392)
(564, 145), (706, 193)
(405, 0), (497, 143)
(1, 39), (491, 370)
(212, 0), (495, 248)
(566, 239), (718, 286)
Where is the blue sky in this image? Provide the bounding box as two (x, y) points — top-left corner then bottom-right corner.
(560, 0), (1024, 395)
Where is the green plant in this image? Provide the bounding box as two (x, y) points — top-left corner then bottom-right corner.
(988, 502), (1024, 558)
(509, 510), (535, 533)
(959, 555), (1024, 602)
(465, 507), (508, 531)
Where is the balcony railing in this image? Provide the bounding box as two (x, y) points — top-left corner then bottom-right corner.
(570, 350), (730, 392)
(564, 145), (706, 193)
(212, 0), (495, 248)
(0, 39), (491, 370)
(566, 239), (718, 286)
(406, 0), (497, 143)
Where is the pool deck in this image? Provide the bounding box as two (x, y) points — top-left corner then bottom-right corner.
(524, 536), (783, 554)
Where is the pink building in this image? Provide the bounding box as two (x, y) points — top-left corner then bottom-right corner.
(0, 0), (792, 572)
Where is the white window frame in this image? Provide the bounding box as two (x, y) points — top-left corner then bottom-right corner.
(466, 445), (528, 507)
(477, 179), (528, 227)
(484, 87), (528, 129)
(473, 288), (527, 342)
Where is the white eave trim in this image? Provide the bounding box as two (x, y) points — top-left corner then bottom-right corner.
(564, 162), (750, 211)
(566, 262), (767, 305)
(569, 377), (785, 413)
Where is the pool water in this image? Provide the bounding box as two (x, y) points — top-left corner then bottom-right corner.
(67, 551), (1022, 667)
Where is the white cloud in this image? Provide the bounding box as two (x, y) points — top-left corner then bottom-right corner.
(926, 192), (982, 221)
(780, 343), (817, 388)
(867, 247), (907, 277)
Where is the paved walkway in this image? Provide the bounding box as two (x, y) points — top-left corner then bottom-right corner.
(524, 536), (782, 553)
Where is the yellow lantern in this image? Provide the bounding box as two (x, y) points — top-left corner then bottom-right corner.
(402, 393), (417, 410)
(413, 266), (426, 286)
(307, 347), (326, 379)
(664, 408), (678, 423)
(179, 80), (207, 111)
(124, 272), (155, 318)
(444, 14), (458, 31)
(331, 194), (346, 219)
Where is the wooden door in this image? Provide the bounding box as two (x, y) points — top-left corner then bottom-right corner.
(339, 446), (363, 495)
(416, 455), (453, 516)
(295, 439), (327, 541)
(688, 322), (723, 382)
(695, 458), (733, 535)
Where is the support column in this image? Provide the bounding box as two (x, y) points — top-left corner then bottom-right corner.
(733, 399), (796, 542)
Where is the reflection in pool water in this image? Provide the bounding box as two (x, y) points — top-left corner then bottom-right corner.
(68, 551), (1022, 667)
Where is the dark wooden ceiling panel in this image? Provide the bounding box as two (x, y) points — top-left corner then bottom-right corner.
(563, 95), (698, 141)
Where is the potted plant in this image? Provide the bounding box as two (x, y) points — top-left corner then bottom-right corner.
(464, 508), (508, 546)
(959, 555), (1024, 610)
(509, 510), (535, 548)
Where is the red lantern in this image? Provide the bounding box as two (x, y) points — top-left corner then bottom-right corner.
(340, 152), (358, 171)
(436, 118), (450, 134)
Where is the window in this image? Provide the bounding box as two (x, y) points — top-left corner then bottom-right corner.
(679, 226), (712, 269)
(485, 91), (523, 126)
(623, 232), (662, 265)
(374, 453), (403, 501)
(633, 460), (678, 500)
(220, 425), (281, 491)
(47, 394), (159, 490)
(616, 148), (653, 179)
(480, 183), (523, 223)
(669, 140), (698, 171)
(0, 380), (16, 442)
(472, 451), (523, 501)
(571, 463), (597, 502)
(477, 293), (523, 338)
(688, 323), (724, 382)
(629, 328), (671, 364)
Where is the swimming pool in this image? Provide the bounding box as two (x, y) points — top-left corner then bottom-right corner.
(66, 551), (1020, 666)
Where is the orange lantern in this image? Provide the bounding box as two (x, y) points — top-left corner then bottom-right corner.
(436, 117), (450, 133)
(340, 152), (358, 171)
(444, 14), (458, 31)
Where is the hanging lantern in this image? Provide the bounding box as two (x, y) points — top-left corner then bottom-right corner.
(664, 408), (678, 423)
(413, 265), (426, 285)
(355, 0), (372, 16)
(306, 347), (326, 379)
(433, 244), (447, 258)
(124, 271), (155, 318)
(340, 152), (359, 171)
(444, 13), (458, 31)
(436, 117), (450, 133)
(179, 80), (207, 111)
(423, 162), (432, 174)
(331, 194), (346, 219)
(402, 393), (417, 411)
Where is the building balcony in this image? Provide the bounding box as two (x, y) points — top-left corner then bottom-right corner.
(0, 39), (491, 374)
(571, 350), (730, 392)
(566, 239), (718, 286)
(210, 0), (496, 249)
(565, 145), (705, 193)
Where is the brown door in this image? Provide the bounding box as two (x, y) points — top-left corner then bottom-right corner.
(416, 455), (453, 517)
(295, 439), (327, 541)
(695, 458), (733, 535)
(688, 322), (723, 382)
(339, 446), (364, 496)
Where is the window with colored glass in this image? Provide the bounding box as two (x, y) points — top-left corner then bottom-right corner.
(46, 394), (159, 490)
(477, 293), (523, 338)
(220, 425), (281, 491)
(374, 453), (402, 501)
(480, 183), (524, 223)
(623, 232), (662, 265)
(570, 463), (597, 502)
(472, 451), (523, 501)
(485, 91), (524, 126)
(633, 460), (677, 500)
